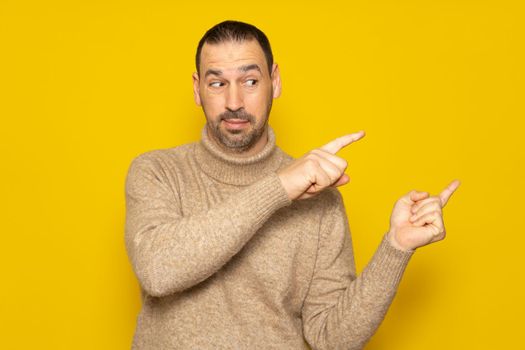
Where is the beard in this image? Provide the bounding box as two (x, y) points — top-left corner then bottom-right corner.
(206, 98), (273, 154)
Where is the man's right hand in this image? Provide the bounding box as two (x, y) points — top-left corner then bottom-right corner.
(277, 131), (366, 200)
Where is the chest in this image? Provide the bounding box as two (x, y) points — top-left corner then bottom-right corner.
(175, 171), (322, 312)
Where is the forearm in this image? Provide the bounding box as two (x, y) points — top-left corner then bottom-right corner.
(125, 171), (291, 298)
(303, 233), (413, 350)
(331, 234), (411, 349)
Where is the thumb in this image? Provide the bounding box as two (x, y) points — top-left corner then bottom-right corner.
(331, 174), (350, 187)
(409, 190), (429, 203)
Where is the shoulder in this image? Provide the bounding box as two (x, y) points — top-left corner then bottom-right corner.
(275, 146), (296, 170)
(125, 142), (197, 191)
(312, 187), (345, 213)
(127, 142), (196, 172)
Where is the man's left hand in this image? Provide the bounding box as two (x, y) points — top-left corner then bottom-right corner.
(386, 180), (461, 251)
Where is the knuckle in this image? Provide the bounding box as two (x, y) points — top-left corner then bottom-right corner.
(304, 158), (318, 169)
(429, 203), (441, 212)
(306, 151), (317, 159)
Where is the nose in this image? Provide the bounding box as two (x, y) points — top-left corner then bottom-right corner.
(225, 84), (244, 112)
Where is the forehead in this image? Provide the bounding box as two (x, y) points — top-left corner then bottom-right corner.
(199, 40), (268, 76)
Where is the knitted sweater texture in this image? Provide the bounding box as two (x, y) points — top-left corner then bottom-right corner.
(124, 124), (414, 350)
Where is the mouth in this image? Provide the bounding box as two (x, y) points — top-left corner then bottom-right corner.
(223, 119), (250, 129)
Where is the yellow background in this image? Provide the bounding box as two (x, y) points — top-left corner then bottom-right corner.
(1, 0), (523, 349)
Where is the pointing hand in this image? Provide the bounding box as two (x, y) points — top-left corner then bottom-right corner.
(387, 180), (461, 251)
(277, 131), (365, 201)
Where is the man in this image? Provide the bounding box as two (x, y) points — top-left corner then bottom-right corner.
(124, 20), (460, 349)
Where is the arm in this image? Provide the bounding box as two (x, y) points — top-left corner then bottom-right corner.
(302, 189), (414, 350)
(124, 154), (291, 298)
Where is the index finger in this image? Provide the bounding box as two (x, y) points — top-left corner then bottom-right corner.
(439, 179), (461, 207)
(319, 130), (366, 154)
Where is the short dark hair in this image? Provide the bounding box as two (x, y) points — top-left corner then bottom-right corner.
(195, 20), (274, 77)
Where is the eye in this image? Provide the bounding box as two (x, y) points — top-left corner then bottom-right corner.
(245, 79), (258, 87)
(209, 81), (223, 88)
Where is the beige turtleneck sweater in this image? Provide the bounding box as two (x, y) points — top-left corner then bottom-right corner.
(124, 124), (414, 350)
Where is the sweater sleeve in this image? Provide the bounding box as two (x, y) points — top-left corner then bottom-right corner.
(124, 154), (292, 298)
(302, 188), (414, 350)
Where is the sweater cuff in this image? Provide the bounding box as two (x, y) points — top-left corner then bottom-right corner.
(236, 172), (292, 226)
(364, 233), (415, 290)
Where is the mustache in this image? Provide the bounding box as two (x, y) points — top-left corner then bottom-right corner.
(219, 109), (255, 122)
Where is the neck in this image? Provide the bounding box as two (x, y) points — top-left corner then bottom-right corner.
(193, 123), (284, 186)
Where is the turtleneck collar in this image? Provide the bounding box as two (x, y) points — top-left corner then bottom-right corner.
(193, 123), (285, 186)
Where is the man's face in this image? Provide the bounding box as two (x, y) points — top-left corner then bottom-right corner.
(192, 39), (281, 153)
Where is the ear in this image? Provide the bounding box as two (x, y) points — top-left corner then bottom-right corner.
(271, 63), (281, 99)
(192, 72), (202, 106)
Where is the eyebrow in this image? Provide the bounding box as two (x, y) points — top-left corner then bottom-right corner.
(204, 64), (262, 78)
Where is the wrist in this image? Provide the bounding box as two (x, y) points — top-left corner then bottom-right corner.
(277, 172), (294, 201)
(386, 230), (414, 252)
